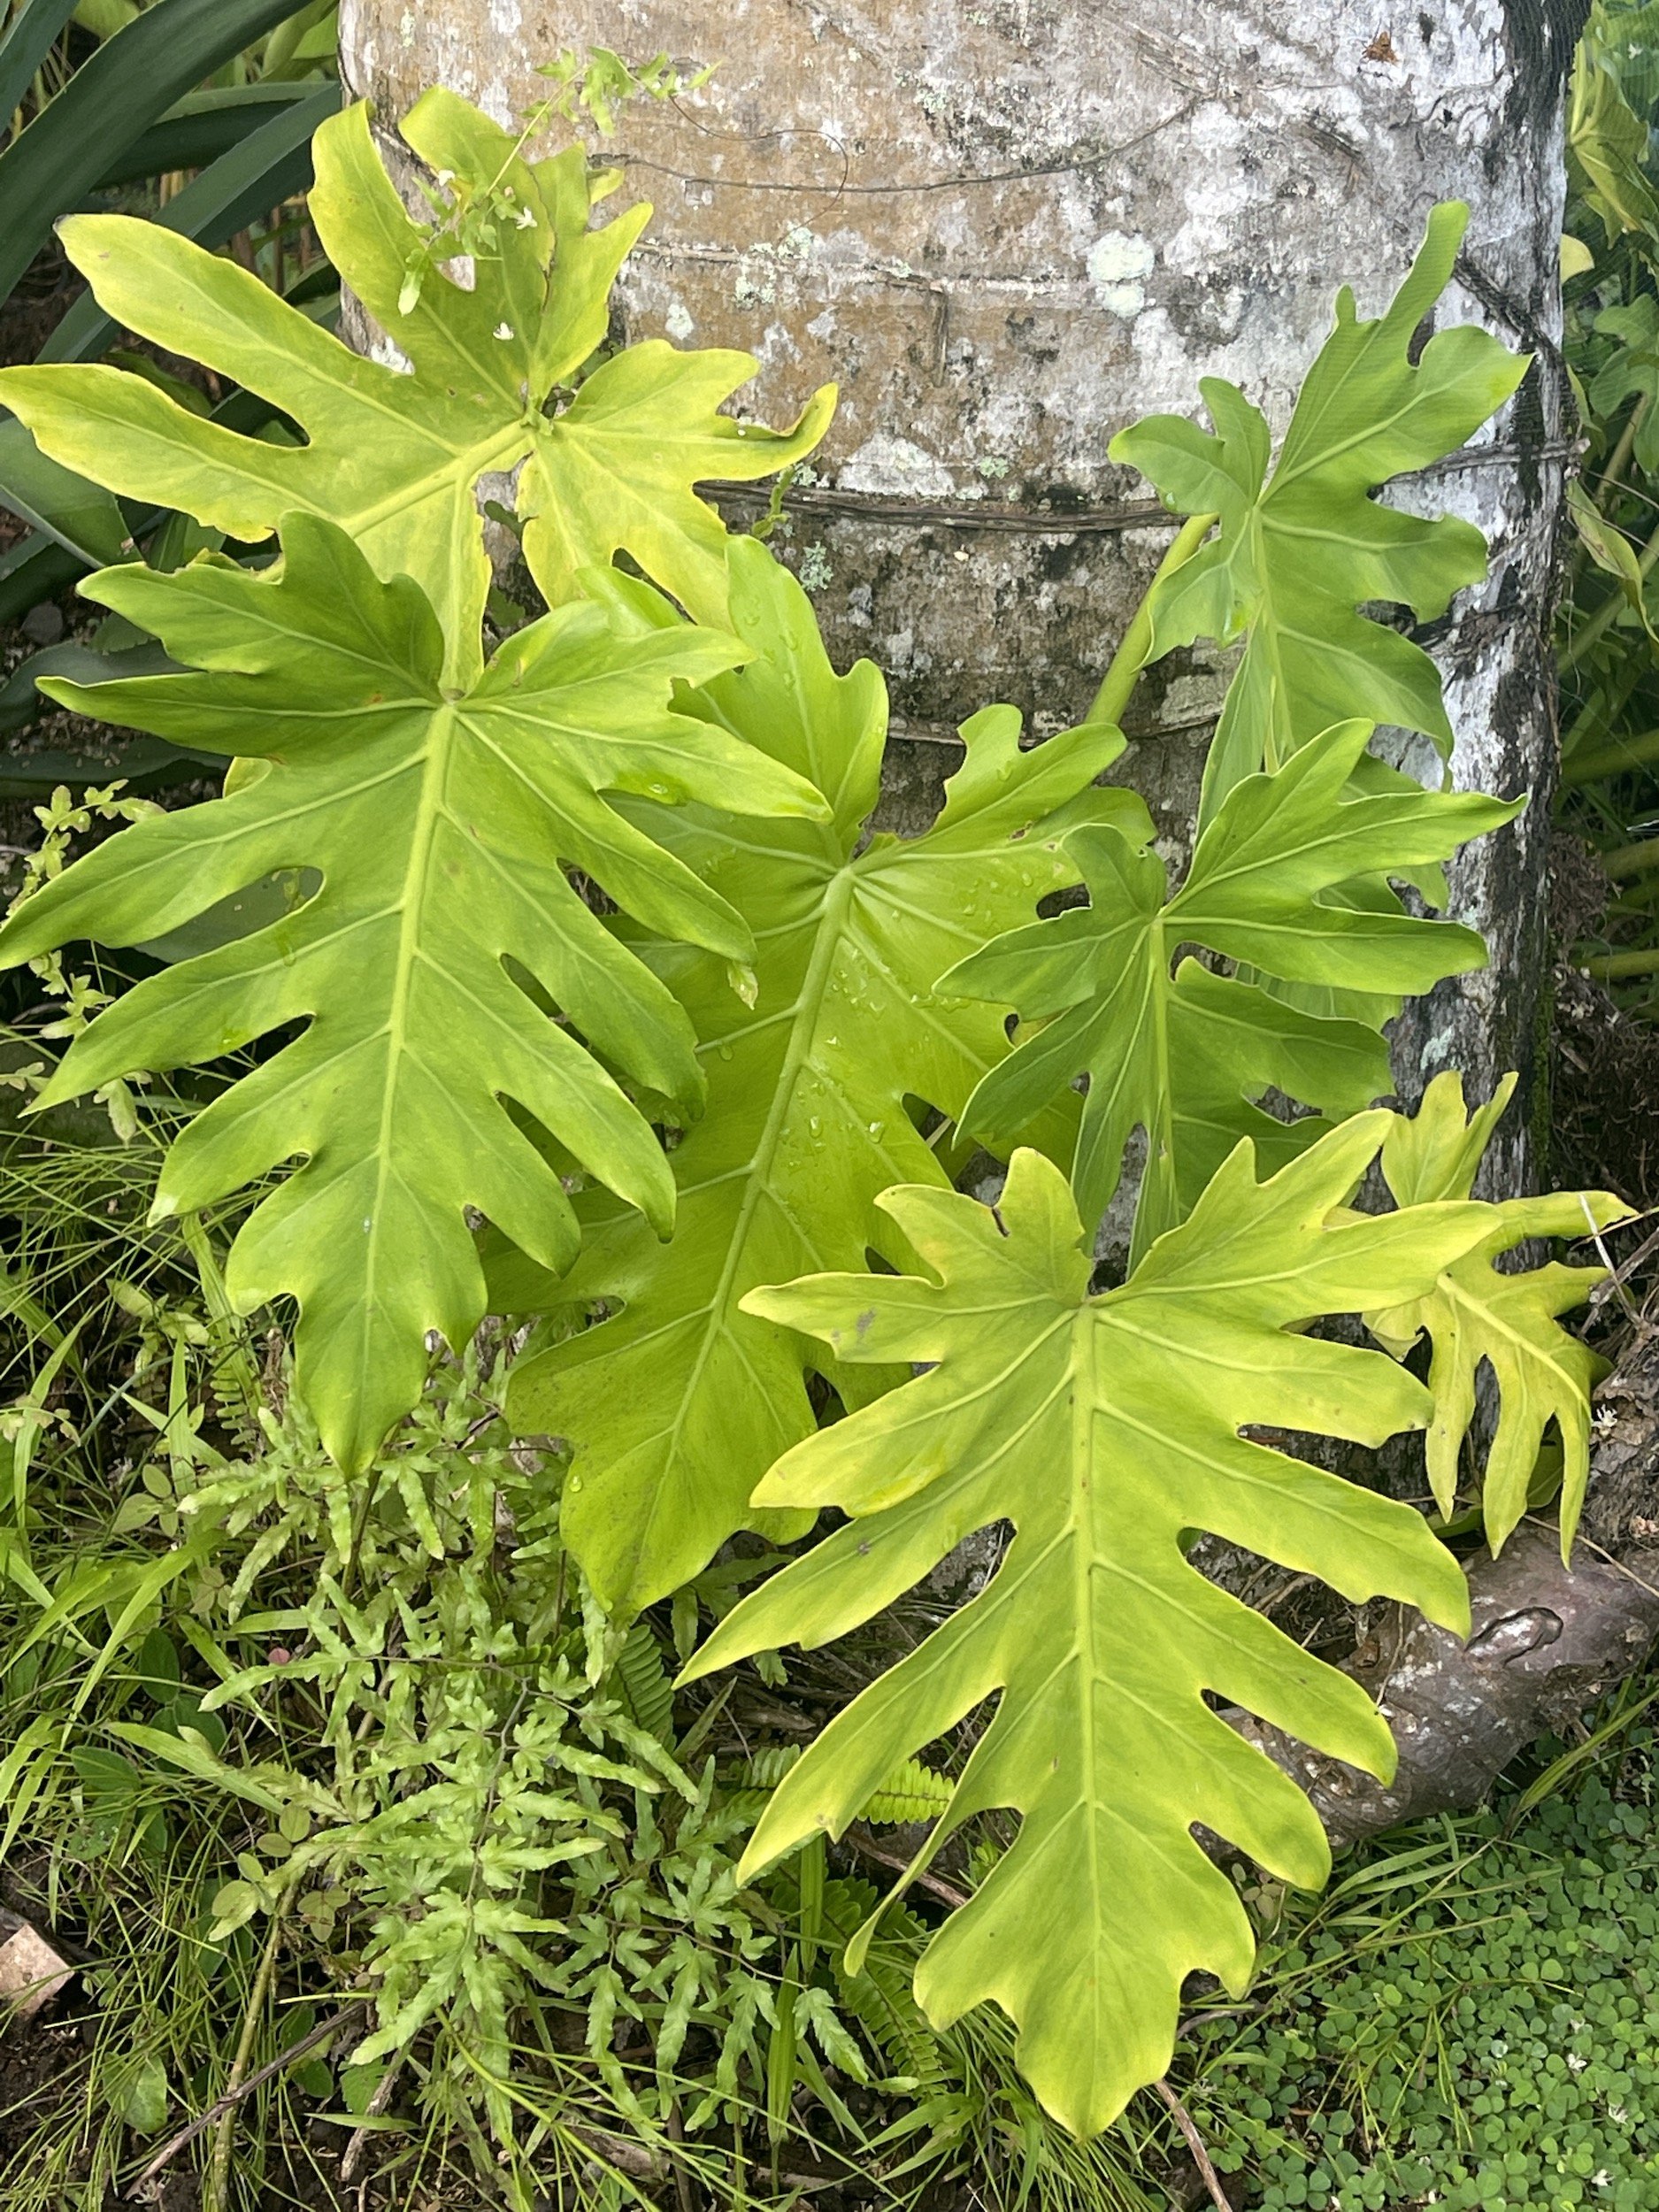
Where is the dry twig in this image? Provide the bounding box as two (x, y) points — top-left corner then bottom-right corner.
(134, 2003), (365, 2190)
(1151, 2075), (1235, 2212)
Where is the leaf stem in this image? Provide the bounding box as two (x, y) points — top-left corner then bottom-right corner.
(1596, 392), (1651, 514)
(1087, 511), (1217, 728)
(1594, 839), (1659, 881)
(1559, 723), (1659, 787)
(1576, 944), (1659, 980)
(205, 1887), (291, 2212)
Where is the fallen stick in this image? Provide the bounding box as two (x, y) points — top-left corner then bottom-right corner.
(133, 2002), (365, 2192)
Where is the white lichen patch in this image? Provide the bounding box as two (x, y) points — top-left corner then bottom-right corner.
(840, 432), (955, 499)
(1087, 232), (1156, 318)
(664, 300), (695, 342)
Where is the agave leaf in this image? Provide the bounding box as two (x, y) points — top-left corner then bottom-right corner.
(946, 718), (1518, 1256)
(0, 90), (833, 676)
(1366, 1071), (1632, 1555)
(1110, 203), (1527, 818)
(504, 538), (1143, 1615)
(0, 513), (829, 1472)
(0, 0), (306, 304)
(683, 1127), (1497, 2135)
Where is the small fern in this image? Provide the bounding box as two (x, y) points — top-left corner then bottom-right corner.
(725, 1745), (952, 1827)
(613, 1618), (676, 1746)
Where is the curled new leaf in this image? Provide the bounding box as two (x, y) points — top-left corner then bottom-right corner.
(1110, 203), (1527, 816)
(1366, 1071), (1632, 1555)
(684, 1126), (1498, 2135)
(947, 717), (1518, 1254)
(505, 538), (1146, 1613)
(0, 89), (833, 672)
(0, 513), (829, 1471)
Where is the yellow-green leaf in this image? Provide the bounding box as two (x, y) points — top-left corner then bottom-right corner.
(684, 1125), (1498, 2134)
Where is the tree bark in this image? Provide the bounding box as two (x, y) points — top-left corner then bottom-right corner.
(334, 1), (1648, 1840)
(338, 0), (1581, 1171)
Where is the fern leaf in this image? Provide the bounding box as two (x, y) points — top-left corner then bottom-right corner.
(613, 1621), (676, 1746)
(0, 92), (832, 672)
(0, 515), (827, 1471)
(504, 537), (1147, 1613)
(725, 1745), (950, 1827)
(860, 1758), (955, 1826)
(682, 1125), (1505, 2134)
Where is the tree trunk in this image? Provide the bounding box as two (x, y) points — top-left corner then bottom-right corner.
(339, 0), (1580, 1175)
(333, 2), (1648, 1836)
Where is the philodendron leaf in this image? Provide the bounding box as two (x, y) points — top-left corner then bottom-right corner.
(0, 88), (833, 675)
(683, 1126), (1498, 2136)
(1365, 1071), (1632, 1555)
(1110, 203), (1527, 818)
(505, 537), (1145, 1615)
(0, 513), (829, 1472)
(946, 717), (1518, 1257)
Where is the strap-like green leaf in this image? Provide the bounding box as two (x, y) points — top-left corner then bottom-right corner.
(0, 0), (81, 143)
(683, 1128), (1498, 2135)
(1110, 204), (1527, 818)
(0, 412), (129, 566)
(91, 82), (324, 191)
(0, 0), (309, 303)
(504, 538), (1141, 1616)
(0, 90), (833, 673)
(0, 512), (829, 1472)
(947, 718), (1518, 1256)
(1366, 1071), (1632, 1555)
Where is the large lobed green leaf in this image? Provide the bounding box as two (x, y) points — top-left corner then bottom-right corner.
(1111, 204), (1527, 818)
(685, 1125), (1502, 2134)
(0, 514), (829, 1471)
(1365, 1071), (1632, 1555)
(0, 88), (833, 674)
(946, 718), (1518, 1256)
(504, 539), (1146, 1615)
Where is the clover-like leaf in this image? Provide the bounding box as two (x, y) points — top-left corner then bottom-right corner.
(504, 538), (1144, 1614)
(0, 513), (829, 1471)
(683, 1127), (1499, 2135)
(1366, 1071), (1632, 1555)
(1110, 204), (1527, 818)
(0, 89), (833, 676)
(946, 718), (1518, 1256)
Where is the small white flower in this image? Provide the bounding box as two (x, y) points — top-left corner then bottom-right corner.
(494, 322), (515, 340)
(1609, 2102), (1629, 2123)
(1569, 2051), (1589, 2072)
(512, 205), (536, 228)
